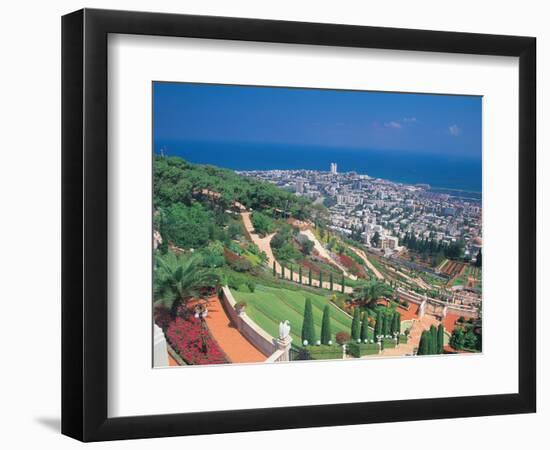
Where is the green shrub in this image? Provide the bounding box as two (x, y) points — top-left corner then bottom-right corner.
(348, 342), (379, 358)
(251, 212), (273, 235)
(304, 344), (342, 360)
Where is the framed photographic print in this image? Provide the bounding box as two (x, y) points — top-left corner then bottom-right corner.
(62, 8), (536, 442)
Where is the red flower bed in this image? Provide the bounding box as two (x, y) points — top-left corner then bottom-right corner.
(301, 259), (322, 275)
(165, 315), (229, 365)
(339, 254), (355, 269)
(339, 254), (367, 278)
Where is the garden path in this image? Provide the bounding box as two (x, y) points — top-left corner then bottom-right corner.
(204, 295), (266, 364)
(367, 313), (440, 358)
(299, 229), (356, 279)
(348, 247), (385, 280)
(240, 212), (354, 293)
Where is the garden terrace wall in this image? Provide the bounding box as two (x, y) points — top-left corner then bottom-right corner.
(396, 287), (479, 319)
(220, 286), (277, 357)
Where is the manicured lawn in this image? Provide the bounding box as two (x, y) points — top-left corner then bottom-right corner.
(232, 284), (355, 347)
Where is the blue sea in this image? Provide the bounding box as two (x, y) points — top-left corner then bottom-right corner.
(155, 140), (482, 193)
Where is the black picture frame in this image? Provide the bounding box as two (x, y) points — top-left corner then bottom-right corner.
(62, 8), (536, 442)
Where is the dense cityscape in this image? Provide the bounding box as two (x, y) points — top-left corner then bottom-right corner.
(239, 163), (482, 264)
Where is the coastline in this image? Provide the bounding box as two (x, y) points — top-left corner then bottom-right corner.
(153, 143), (482, 194)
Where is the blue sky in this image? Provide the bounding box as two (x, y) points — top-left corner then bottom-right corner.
(153, 82), (482, 159)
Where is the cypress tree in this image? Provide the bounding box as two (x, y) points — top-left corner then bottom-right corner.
(383, 313), (391, 336)
(330, 273), (334, 291)
(308, 268), (312, 286)
(437, 324), (445, 354)
(351, 307), (361, 341)
(290, 265), (294, 282)
(273, 260), (276, 276)
(319, 272), (323, 289)
(391, 312), (400, 336)
(282, 265), (285, 279)
(375, 310), (384, 337)
(301, 298), (316, 345)
(341, 274), (345, 293)
(418, 330), (430, 356)
(299, 266), (303, 284)
(360, 313), (369, 343)
(429, 325), (438, 354)
(320, 305), (332, 345)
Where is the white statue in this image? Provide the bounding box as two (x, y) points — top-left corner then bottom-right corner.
(278, 320), (291, 339)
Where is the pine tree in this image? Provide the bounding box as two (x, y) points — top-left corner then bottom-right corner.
(282, 265), (285, 279)
(321, 305), (332, 345)
(301, 298), (316, 345)
(437, 324), (444, 354)
(308, 268), (312, 286)
(290, 265), (294, 282)
(360, 313), (369, 343)
(319, 272), (323, 289)
(351, 307), (361, 341)
(341, 274), (345, 293)
(273, 260), (276, 276)
(330, 273), (334, 291)
(299, 266), (303, 284)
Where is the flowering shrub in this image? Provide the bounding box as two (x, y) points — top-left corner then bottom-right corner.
(335, 331), (351, 345)
(153, 305), (172, 331)
(164, 315), (229, 365)
(339, 254), (367, 278)
(301, 259), (322, 275)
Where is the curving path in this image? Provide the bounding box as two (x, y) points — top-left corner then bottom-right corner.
(241, 212), (354, 293)
(349, 247), (384, 280)
(299, 229), (357, 280)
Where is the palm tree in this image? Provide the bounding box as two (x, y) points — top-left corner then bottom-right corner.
(154, 251), (220, 318)
(354, 280), (394, 308)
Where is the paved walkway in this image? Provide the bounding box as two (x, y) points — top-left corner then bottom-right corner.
(203, 295), (266, 364)
(368, 311), (441, 358)
(443, 312), (460, 333)
(241, 212), (354, 293)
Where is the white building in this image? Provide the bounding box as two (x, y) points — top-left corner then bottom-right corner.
(330, 162), (338, 175)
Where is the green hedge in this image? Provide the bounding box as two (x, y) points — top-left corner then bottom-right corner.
(303, 345), (343, 360)
(348, 342), (379, 357)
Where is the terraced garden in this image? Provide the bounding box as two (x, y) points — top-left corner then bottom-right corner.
(232, 284), (358, 348)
